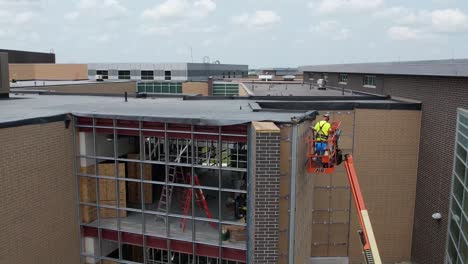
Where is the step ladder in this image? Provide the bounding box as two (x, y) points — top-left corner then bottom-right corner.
(180, 175), (216, 232)
(155, 140), (191, 221)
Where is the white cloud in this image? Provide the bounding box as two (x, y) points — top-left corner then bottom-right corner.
(141, 0), (216, 35)
(231, 10), (281, 30)
(142, 0), (216, 20)
(64, 12), (80, 21)
(0, 3), (40, 41)
(14, 11), (35, 25)
(194, 0), (216, 17)
(431, 9), (468, 33)
(386, 8), (468, 41)
(308, 0), (383, 15)
(68, 0), (127, 20)
(387, 26), (422, 40)
(311, 20), (350, 40)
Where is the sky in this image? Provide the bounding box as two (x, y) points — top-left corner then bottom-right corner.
(1, 0), (468, 68)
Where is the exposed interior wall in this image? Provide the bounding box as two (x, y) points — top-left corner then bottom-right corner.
(349, 109), (421, 263)
(294, 120), (315, 263)
(182, 81), (209, 96)
(0, 121), (79, 264)
(9, 63), (88, 81)
(278, 124), (291, 264)
(310, 111), (355, 258)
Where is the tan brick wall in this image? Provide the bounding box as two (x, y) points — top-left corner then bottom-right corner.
(9, 63), (35, 80)
(349, 109), (421, 263)
(0, 122), (79, 264)
(182, 81), (209, 95)
(9, 63), (88, 80)
(23, 81), (137, 95)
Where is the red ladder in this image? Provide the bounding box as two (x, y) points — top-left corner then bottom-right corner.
(180, 175), (216, 232)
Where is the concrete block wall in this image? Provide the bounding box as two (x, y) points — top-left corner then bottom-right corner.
(0, 121), (79, 264)
(251, 122), (281, 263)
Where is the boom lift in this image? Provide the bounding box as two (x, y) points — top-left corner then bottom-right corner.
(306, 122), (382, 264)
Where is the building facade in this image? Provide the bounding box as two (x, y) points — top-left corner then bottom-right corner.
(300, 59), (468, 263)
(88, 63), (248, 82)
(0, 48), (55, 63)
(446, 108), (468, 264)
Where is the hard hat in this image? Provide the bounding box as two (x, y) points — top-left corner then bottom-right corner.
(323, 113), (330, 117)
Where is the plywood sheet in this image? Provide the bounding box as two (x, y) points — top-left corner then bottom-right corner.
(252, 121), (280, 133)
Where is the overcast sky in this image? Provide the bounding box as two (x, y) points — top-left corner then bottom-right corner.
(1, 0), (468, 68)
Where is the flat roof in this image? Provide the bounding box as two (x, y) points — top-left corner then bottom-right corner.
(10, 80), (135, 88)
(0, 93), (420, 128)
(242, 83), (355, 96)
(299, 59), (468, 77)
(0, 94), (306, 127)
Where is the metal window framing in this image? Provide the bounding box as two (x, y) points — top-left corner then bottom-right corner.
(75, 117), (249, 263)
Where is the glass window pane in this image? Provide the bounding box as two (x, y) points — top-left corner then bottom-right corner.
(454, 176), (464, 204)
(99, 207), (119, 230)
(464, 188), (468, 217)
(459, 123), (468, 138)
(221, 191), (247, 222)
(453, 196), (462, 220)
(196, 220), (219, 245)
(459, 132), (468, 147)
(460, 238), (468, 263)
(80, 205), (97, 226)
(463, 215), (468, 248)
(448, 235), (459, 264)
(455, 159), (467, 188)
(122, 243), (144, 263)
(457, 143), (467, 164)
(222, 223), (247, 250)
(195, 168), (219, 188)
(195, 188), (219, 220)
(101, 237), (119, 261)
(79, 176), (96, 204)
(450, 212), (461, 246)
(120, 210), (143, 234)
(145, 213), (167, 238)
(221, 171), (247, 191)
(169, 216), (192, 241)
(461, 114), (468, 128)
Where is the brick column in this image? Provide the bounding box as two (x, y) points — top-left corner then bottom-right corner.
(251, 122), (281, 263)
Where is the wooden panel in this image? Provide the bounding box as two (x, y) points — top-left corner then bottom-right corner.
(81, 205), (97, 223)
(126, 154), (153, 204)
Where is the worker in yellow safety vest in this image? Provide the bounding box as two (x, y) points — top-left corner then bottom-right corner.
(314, 113), (331, 156)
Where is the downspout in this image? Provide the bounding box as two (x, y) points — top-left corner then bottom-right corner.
(288, 124), (299, 263)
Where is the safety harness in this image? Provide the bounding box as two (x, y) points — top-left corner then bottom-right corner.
(316, 121), (329, 141)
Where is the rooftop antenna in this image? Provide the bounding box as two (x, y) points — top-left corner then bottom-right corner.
(190, 46), (193, 63)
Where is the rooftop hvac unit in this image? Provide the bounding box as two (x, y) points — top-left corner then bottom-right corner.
(317, 78), (326, 90)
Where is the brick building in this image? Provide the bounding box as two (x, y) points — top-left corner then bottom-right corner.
(0, 81), (422, 263)
(300, 59), (468, 264)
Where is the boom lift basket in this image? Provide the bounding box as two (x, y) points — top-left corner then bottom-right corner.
(306, 121), (342, 174)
